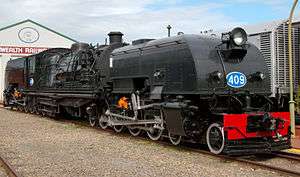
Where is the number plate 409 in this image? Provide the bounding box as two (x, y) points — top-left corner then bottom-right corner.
(226, 72), (247, 88)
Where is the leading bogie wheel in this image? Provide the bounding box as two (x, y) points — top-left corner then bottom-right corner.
(206, 123), (225, 155)
(29, 107), (35, 114)
(41, 110), (46, 117)
(34, 107), (40, 115)
(19, 106), (24, 112)
(24, 106), (29, 113)
(168, 132), (181, 146)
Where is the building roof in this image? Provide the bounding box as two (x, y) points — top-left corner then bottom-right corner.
(0, 19), (77, 42)
(243, 15), (300, 36)
(243, 19), (285, 35)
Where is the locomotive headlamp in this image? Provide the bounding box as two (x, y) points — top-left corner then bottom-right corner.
(209, 71), (223, 82)
(220, 27), (248, 62)
(231, 27), (247, 46)
(259, 72), (265, 80)
(221, 27), (248, 46)
(249, 72), (265, 82)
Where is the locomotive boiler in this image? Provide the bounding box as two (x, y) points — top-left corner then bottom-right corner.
(4, 28), (291, 155)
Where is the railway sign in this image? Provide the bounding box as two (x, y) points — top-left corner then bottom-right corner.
(226, 72), (247, 88)
(18, 27), (40, 43)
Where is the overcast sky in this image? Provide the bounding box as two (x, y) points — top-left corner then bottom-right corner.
(0, 0), (299, 44)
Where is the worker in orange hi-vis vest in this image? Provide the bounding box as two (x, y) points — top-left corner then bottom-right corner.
(13, 89), (22, 99)
(118, 97), (128, 109)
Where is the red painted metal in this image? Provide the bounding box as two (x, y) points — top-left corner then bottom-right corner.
(0, 45), (48, 55)
(223, 112), (290, 140)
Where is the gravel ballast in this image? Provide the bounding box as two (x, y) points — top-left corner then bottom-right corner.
(0, 166), (8, 177)
(0, 108), (290, 177)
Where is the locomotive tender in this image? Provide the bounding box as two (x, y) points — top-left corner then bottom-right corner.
(4, 28), (291, 155)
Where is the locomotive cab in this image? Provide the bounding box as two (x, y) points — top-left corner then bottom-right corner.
(3, 58), (26, 107)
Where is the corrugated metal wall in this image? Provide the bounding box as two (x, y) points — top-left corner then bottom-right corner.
(274, 23), (300, 93)
(248, 22), (300, 96)
(259, 32), (272, 92)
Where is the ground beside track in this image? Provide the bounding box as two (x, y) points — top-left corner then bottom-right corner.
(0, 166), (8, 177)
(0, 108), (290, 177)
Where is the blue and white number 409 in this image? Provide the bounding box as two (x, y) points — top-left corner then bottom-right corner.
(226, 72), (247, 88)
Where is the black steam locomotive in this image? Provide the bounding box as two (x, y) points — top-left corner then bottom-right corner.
(4, 28), (291, 155)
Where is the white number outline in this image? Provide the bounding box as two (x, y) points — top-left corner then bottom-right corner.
(226, 72), (247, 88)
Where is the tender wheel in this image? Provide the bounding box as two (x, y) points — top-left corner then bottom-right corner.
(168, 132), (181, 145)
(35, 107), (40, 115)
(89, 115), (97, 127)
(24, 106), (29, 113)
(29, 107), (35, 114)
(41, 110), (46, 117)
(206, 123), (225, 155)
(128, 126), (142, 136)
(3, 98), (8, 107)
(113, 125), (124, 133)
(19, 106), (24, 112)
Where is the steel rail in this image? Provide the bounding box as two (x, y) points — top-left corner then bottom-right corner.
(175, 148), (300, 177)
(231, 156), (300, 177)
(272, 151), (300, 162)
(276, 151), (300, 158)
(0, 155), (22, 177)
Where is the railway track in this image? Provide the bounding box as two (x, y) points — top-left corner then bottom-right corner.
(47, 115), (300, 177)
(0, 155), (21, 177)
(5, 108), (300, 177)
